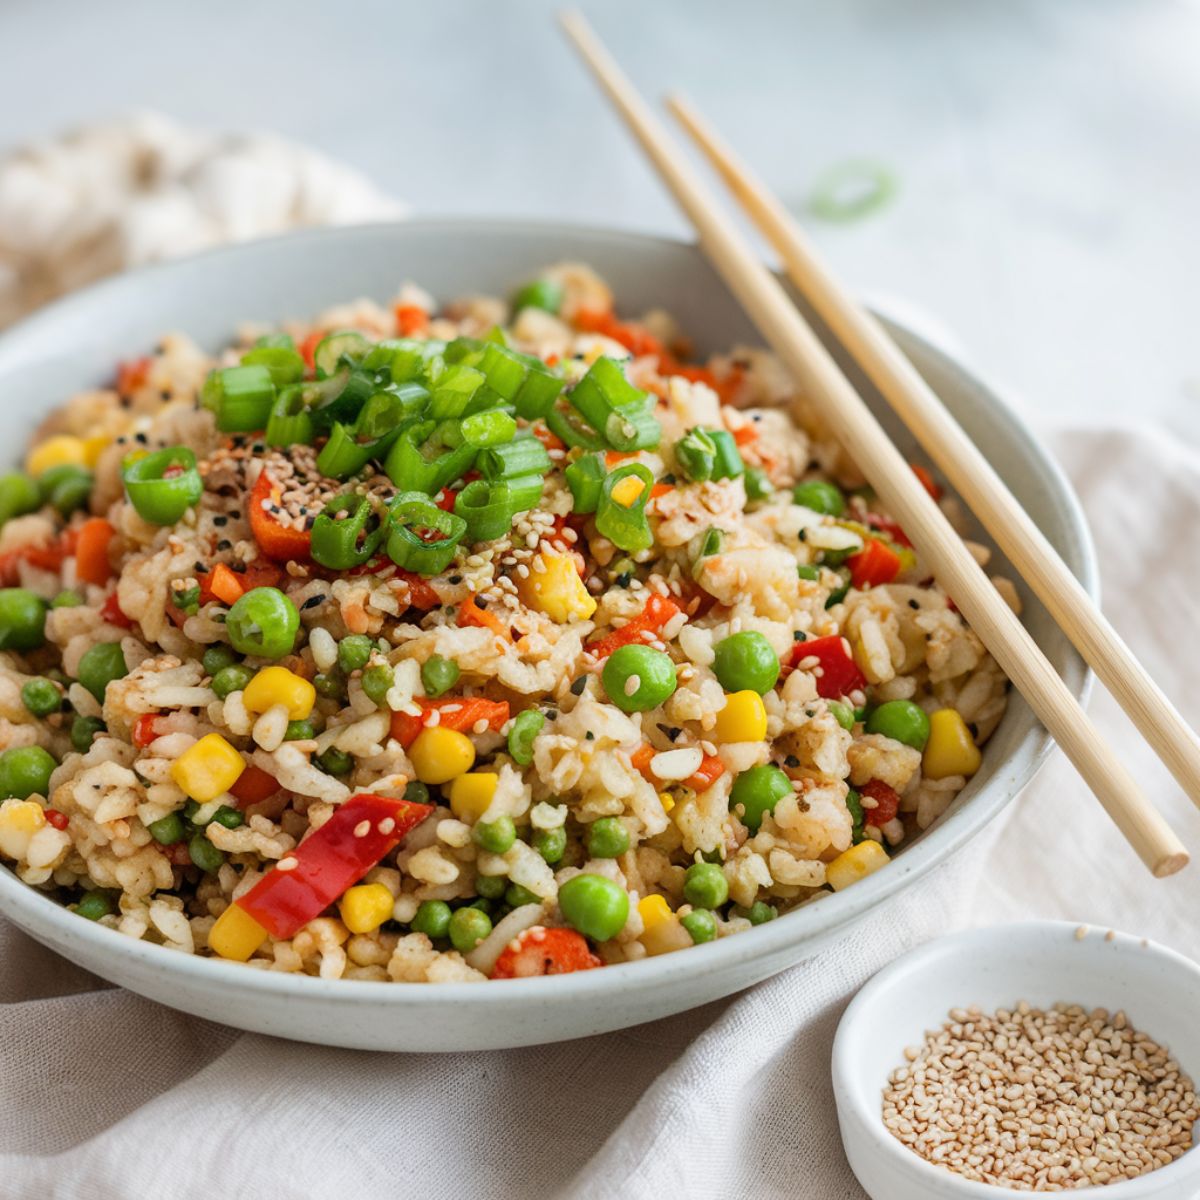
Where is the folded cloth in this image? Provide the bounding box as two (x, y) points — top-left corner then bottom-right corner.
(2, 426), (1198, 1200)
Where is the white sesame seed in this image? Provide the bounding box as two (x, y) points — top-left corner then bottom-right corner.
(353, 820), (371, 838)
(378, 818), (396, 835)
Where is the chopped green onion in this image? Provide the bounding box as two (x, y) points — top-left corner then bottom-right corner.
(444, 335), (485, 364)
(709, 430), (745, 479)
(385, 492), (467, 575)
(313, 330), (371, 378)
(241, 345), (305, 387)
(595, 463), (655, 553)
(697, 527), (725, 558)
(545, 405), (608, 451)
(265, 387), (314, 448)
(202, 364), (276, 432)
(511, 278), (564, 315)
(513, 361), (565, 420)
(122, 446), (203, 525)
(569, 357), (660, 451)
(308, 368), (375, 432)
(460, 409), (517, 447)
(355, 385), (428, 440)
(316, 423), (374, 480)
(564, 453), (606, 514)
(310, 494), (384, 570)
(808, 160), (897, 224)
(454, 477), (542, 542)
(427, 364), (486, 419)
(674, 429), (718, 482)
(385, 421), (477, 495)
(477, 436), (551, 481)
(477, 343), (528, 403)
(254, 332), (296, 351)
(507, 709), (545, 765)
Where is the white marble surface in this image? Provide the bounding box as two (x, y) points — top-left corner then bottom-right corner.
(2, 0), (1197, 439)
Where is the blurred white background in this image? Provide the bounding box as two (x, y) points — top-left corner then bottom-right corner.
(1, 0), (1197, 440)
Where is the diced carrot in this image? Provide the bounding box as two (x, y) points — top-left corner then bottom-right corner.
(132, 714), (162, 748)
(457, 593), (512, 642)
(631, 744), (656, 776)
(394, 304), (430, 337)
(297, 330), (324, 373)
(390, 697), (511, 749)
(200, 562), (246, 607)
(574, 307), (664, 357)
(604, 450), (637, 469)
(586, 594), (683, 661)
(531, 423), (565, 454)
(846, 538), (901, 590)
(491, 926), (601, 978)
(649, 482), (673, 500)
(116, 356), (153, 396)
(230, 764), (280, 806)
(912, 464), (942, 501)
(684, 755), (725, 794)
(657, 356), (745, 405)
(100, 592), (133, 629)
(75, 518), (116, 587)
(731, 425), (758, 447)
(395, 569), (440, 610)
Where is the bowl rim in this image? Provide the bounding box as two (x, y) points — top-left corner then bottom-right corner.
(0, 217), (1098, 1007)
(831, 920), (1200, 1198)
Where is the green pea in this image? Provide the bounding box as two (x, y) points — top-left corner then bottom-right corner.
(313, 671), (346, 700)
(21, 677), (62, 718)
(51, 589), (83, 609)
(187, 832), (225, 872)
(73, 890), (115, 921)
(743, 467), (774, 501)
(39, 465), (92, 516)
(827, 700), (856, 731)
(362, 663), (393, 706)
(337, 634), (374, 674)
(681, 908), (718, 944)
(601, 644), (677, 713)
(683, 861), (729, 909)
(448, 905), (492, 953)
(865, 700), (931, 751)
(729, 764), (793, 832)
(77, 642), (127, 703)
(586, 816), (630, 859)
(0, 472), (41, 524)
(0, 588), (47, 651)
(201, 644), (238, 676)
(284, 719), (315, 741)
(316, 747), (352, 776)
(0, 745), (57, 799)
(792, 479), (845, 516)
(473, 815), (516, 854)
(511, 277), (564, 315)
(533, 825), (567, 864)
(211, 665), (254, 700)
(558, 873), (629, 942)
(712, 631), (780, 695)
(421, 654), (460, 699)
(147, 812), (185, 845)
(734, 900), (778, 926)
(70, 716), (106, 752)
(210, 805), (244, 830)
(507, 709), (545, 766)
(411, 899), (452, 939)
(404, 780), (431, 805)
(226, 587), (299, 660)
(475, 872), (507, 900)
(505, 882), (540, 909)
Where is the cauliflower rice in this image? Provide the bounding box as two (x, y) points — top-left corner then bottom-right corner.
(0, 262), (1016, 982)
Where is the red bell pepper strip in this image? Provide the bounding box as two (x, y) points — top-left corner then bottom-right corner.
(846, 538), (902, 590)
(297, 330), (324, 374)
(586, 594), (683, 661)
(0, 534), (71, 587)
(249, 471), (312, 563)
(235, 793), (432, 940)
(230, 764), (280, 807)
(390, 697), (511, 749)
(491, 926), (602, 978)
(912, 464), (942, 501)
(860, 779), (901, 827)
(44, 808), (69, 831)
(791, 635), (867, 700)
(132, 714), (162, 748)
(100, 591), (133, 629)
(116, 356), (153, 396)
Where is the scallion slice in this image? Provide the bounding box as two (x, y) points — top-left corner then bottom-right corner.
(265, 387), (314, 448)
(564, 453), (606, 514)
(201, 364), (276, 432)
(477, 436), (551, 481)
(313, 330), (371, 379)
(595, 463), (655, 553)
(385, 492), (467, 575)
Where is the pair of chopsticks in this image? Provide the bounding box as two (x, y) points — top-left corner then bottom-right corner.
(559, 12), (1197, 877)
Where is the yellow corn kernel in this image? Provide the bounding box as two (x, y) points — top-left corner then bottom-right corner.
(922, 708), (982, 780)
(242, 666), (316, 721)
(82, 435), (111, 467)
(0, 799), (46, 859)
(448, 770), (497, 820)
(516, 552), (597, 623)
(713, 689), (768, 743)
(208, 903), (268, 962)
(26, 435), (88, 477)
(610, 474), (645, 507)
(339, 882), (396, 934)
(412, 727), (476, 786)
(170, 733), (246, 803)
(658, 791), (675, 814)
(826, 840), (890, 891)
(637, 893), (690, 956)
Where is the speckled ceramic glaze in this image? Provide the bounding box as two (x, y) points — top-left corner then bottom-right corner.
(0, 221), (1096, 1051)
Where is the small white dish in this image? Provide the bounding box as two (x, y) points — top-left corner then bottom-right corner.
(832, 921), (1200, 1199)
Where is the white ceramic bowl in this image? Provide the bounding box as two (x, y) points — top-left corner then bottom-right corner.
(833, 922), (1200, 1199)
(0, 220), (1096, 1050)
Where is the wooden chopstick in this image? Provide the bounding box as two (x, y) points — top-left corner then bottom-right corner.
(666, 92), (1200, 818)
(558, 10), (1188, 877)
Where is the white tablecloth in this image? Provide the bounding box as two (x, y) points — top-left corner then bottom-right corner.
(3, 426), (1199, 1200)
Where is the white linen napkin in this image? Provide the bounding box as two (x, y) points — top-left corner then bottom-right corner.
(3, 425), (1199, 1200)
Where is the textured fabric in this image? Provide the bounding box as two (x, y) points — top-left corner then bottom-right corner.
(3, 426), (1199, 1200)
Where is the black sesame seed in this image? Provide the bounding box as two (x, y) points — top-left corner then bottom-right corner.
(570, 676), (587, 696)
(616, 572), (632, 588)
(448, 575), (463, 585)
(301, 595), (324, 610)
(545, 711), (557, 721)
(907, 599), (920, 610)
(585, 731), (594, 741)
(160, 390), (171, 402)
(661, 473), (676, 485)
(474, 597), (489, 609)
(193, 562), (205, 574)
(785, 754), (800, 768)
(231, 563), (247, 574)
(216, 539), (232, 551)
(135, 432), (148, 445)
(213, 515), (228, 527)
(252, 443), (265, 454)
(797, 529), (807, 542)
(793, 631), (807, 641)
(804, 710), (815, 719)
